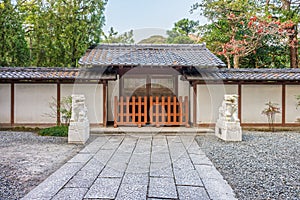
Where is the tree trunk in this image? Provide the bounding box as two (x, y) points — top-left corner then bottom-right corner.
(233, 55), (240, 68)
(289, 25), (299, 68)
(225, 55), (231, 69)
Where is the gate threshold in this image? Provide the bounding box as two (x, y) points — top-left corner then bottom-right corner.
(90, 126), (213, 134)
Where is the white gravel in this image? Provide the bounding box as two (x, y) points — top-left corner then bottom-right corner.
(0, 131), (88, 200)
(196, 131), (300, 200)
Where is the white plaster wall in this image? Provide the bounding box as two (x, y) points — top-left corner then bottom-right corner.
(15, 84), (57, 123)
(178, 76), (190, 97)
(108, 75), (119, 121)
(242, 85), (282, 123)
(0, 84), (11, 123)
(61, 84), (103, 124)
(197, 84), (238, 123)
(286, 85), (300, 123)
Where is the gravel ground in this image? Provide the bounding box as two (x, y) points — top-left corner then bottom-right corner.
(0, 131), (96, 200)
(196, 131), (300, 200)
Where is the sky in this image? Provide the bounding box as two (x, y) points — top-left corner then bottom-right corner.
(103, 0), (208, 42)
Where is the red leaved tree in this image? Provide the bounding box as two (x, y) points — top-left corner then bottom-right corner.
(218, 13), (296, 69)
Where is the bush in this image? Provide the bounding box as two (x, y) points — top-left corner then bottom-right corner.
(39, 126), (68, 137)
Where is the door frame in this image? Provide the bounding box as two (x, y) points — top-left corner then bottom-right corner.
(119, 74), (178, 98)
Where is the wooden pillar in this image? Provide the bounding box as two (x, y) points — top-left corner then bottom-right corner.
(193, 83), (197, 127)
(57, 82), (61, 126)
(238, 83), (242, 123)
(103, 82), (107, 127)
(10, 82), (14, 126)
(282, 83), (286, 126)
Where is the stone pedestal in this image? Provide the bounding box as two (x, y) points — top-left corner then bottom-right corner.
(68, 94), (90, 144)
(215, 120), (242, 142)
(68, 121), (90, 144)
(215, 95), (242, 142)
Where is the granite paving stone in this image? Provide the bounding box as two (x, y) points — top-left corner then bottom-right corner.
(84, 177), (122, 199)
(79, 136), (110, 154)
(22, 162), (84, 199)
(22, 134), (237, 200)
(79, 158), (105, 172)
(173, 168), (204, 186)
(148, 177), (178, 199)
(115, 184), (148, 200)
(195, 164), (225, 181)
(172, 158), (195, 170)
(108, 151), (131, 166)
(52, 188), (88, 200)
(151, 146), (169, 153)
(151, 153), (171, 163)
(93, 149), (115, 164)
(99, 165), (126, 178)
(177, 186), (210, 200)
(65, 169), (101, 188)
(121, 173), (149, 185)
(67, 153), (93, 163)
(150, 162), (173, 178)
(189, 153), (213, 165)
(126, 164), (150, 174)
(201, 177), (237, 200)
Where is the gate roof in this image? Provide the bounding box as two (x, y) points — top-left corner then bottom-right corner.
(79, 43), (226, 68)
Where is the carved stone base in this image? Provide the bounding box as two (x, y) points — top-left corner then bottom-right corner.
(215, 120), (242, 142)
(68, 121), (90, 144)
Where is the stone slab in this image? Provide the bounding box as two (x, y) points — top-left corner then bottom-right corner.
(122, 173), (149, 185)
(150, 162), (173, 178)
(79, 136), (110, 154)
(22, 162), (83, 199)
(195, 164), (237, 200)
(52, 188), (88, 200)
(173, 168), (204, 187)
(99, 166), (126, 178)
(84, 177), (122, 199)
(177, 186), (210, 200)
(65, 170), (99, 188)
(115, 184), (147, 200)
(148, 177), (177, 199)
(151, 153), (171, 163)
(189, 153), (213, 166)
(195, 164), (225, 181)
(67, 153), (92, 163)
(202, 177), (237, 200)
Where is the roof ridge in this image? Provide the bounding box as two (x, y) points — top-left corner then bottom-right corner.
(95, 43), (207, 49)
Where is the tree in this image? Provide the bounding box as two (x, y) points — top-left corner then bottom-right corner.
(138, 35), (167, 44)
(0, 0), (30, 66)
(261, 101), (280, 132)
(166, 18), (199, 44)
(173, 18), (199, 36)
(265, 0), (300, 68)
(193, 0), (299, 68)
(218, 14), (293, 68)
(102, 27), (135, 44)
(19, 0), (107, 67)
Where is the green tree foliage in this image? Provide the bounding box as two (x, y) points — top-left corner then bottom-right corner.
(18, 0), (107, 67)
(193, 0), (299, 68)
(265, 0), (299, 68)
(139, 35), (167, 44)
(102, 27), (134, 44)
(166, 18), (199, 44)
(0, 1), (30, 66)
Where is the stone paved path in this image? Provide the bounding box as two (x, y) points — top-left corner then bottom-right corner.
(22, 134), (236, 200)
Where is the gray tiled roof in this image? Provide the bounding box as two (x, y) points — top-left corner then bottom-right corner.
(2, 67), (300, 82)
(183, 68), (300, 81)
(0, 67), (117, 81)
(79, 43), (226, 68)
